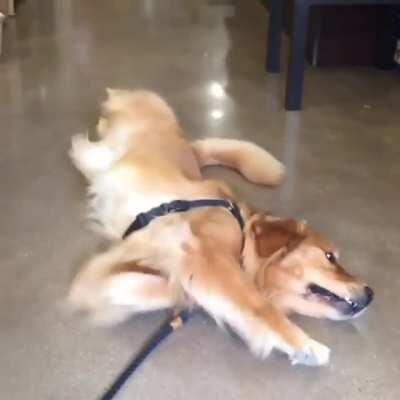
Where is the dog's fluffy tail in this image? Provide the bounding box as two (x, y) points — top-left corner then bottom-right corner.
(191, 138), (285, 186)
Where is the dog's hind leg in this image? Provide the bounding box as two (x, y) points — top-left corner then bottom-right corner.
(179, 255), (330, 366)
(191, 138), (285, 186)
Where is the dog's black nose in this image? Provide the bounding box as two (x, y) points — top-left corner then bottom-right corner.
(350, 286), (374, 314)
(363, 286), (374, 307)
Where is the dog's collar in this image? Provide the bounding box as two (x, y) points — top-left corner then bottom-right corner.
(123, 199), (244, 239)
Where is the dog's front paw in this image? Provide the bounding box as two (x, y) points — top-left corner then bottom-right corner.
(290, 339), (330, 367)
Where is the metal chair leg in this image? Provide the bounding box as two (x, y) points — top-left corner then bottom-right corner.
(285, 0), (310, 111)
(266, 0), (283, 72)
(0, 13), (5, 58)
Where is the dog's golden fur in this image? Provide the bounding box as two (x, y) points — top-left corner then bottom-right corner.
(69, 89), (373, 366)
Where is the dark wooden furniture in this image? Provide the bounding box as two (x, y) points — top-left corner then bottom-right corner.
(266, 0), (400, 110)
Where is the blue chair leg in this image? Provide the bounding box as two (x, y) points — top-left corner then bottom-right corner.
(266, 0), (283, 72)
(285, 0), (310, 111)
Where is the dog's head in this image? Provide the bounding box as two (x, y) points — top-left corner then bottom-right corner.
(97, 88), (177, 138)
(243, 214), (373, 320)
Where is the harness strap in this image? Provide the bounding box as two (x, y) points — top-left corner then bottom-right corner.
(123, 199), (244, 239)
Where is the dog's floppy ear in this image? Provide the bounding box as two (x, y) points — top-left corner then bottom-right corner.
(106, 87), (122, 98)
(246, 215), (308, 259)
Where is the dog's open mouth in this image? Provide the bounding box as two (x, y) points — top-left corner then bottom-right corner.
(306, 283), (362, 315)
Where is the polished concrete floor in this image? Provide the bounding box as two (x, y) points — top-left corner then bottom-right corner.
(1, 1), (400, 399)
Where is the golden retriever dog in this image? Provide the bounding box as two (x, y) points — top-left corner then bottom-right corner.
(69, 89), (373, 366)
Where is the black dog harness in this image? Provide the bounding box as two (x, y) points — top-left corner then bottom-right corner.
(100, 199), (244, 400)
(122, 198), (244, 239)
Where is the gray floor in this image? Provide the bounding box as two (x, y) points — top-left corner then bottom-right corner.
(1, 1), (400, 399)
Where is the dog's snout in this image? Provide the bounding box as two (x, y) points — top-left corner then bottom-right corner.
(363, 286), (374, 307)
(348, 286), (374, 315)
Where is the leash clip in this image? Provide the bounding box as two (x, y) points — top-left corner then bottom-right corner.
(226, 200), (235, 212)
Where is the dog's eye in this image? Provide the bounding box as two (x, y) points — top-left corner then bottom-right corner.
(325, 252), (336, 264)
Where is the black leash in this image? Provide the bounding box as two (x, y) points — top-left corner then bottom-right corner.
(99, 310), (191, 400)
